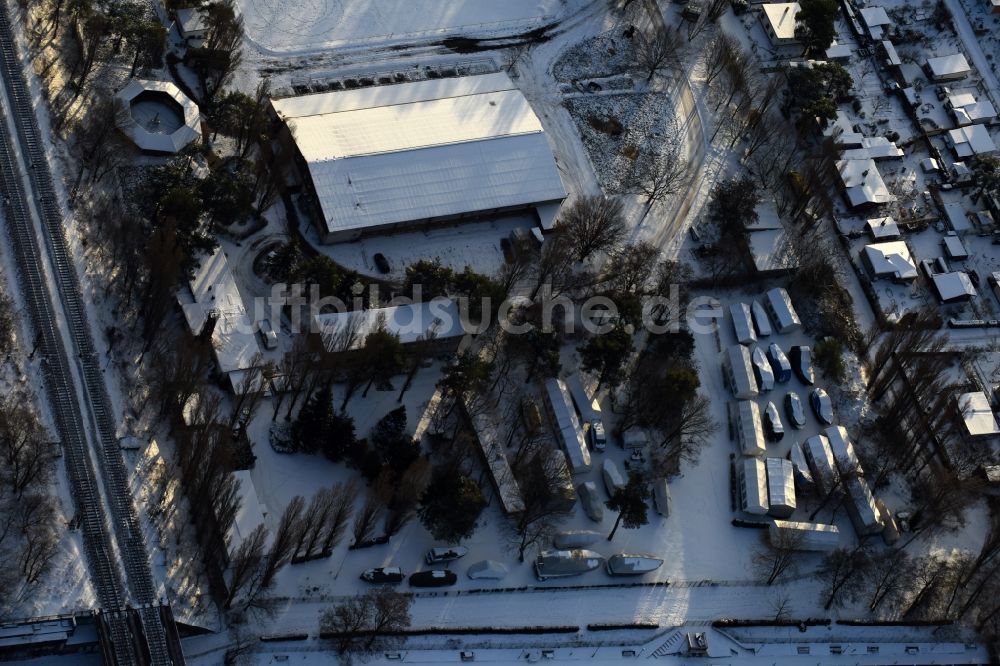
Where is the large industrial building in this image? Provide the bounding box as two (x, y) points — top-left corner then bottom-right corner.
(272, 73), (567, 243)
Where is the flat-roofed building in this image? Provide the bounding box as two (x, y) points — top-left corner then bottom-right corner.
(759, 3), (801, 45)
(271, 73), (567, 243)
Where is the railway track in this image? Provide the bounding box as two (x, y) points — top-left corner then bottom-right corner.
(0, 3), (176, 664)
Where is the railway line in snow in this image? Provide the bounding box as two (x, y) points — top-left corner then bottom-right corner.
(0, 1), (180, 663)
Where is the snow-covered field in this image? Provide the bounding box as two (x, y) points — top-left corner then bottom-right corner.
(238, 0), (568, 55)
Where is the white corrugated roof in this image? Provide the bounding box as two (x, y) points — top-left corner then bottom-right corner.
(274, 73), (566, 236)
(312, 299), (465, 351)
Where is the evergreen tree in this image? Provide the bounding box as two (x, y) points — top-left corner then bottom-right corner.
(418, 468), (486, 543)
(606, 471), (651, 540)
(371, 407), (418, 474)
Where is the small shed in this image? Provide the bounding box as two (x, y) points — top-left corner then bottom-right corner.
(764, 287), (801, 334)
(736, 400), (766, 456)
(943, 233), (969, 259)
(845, 476), (883, 537)
(739, 458), (769, 516)
(723, 345), (759, 399)
(802, 435), (839, 497)
(825, 425), (862, 476)
(730, 302), (757, 346)
(769, 520), (840, 551)
(765, 457), (796, 519)
(866, 216), (900, 240)
(751, 300), (772, 337)
(956, 392), (1000, 439)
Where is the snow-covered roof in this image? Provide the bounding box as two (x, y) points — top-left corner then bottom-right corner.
(178, 248), (263, 383)
(845, 476), (882, 535)
(826, 41), (852, 61)
(769, 520), (840, 551)
(543, 379), (591, 474)
(765, 457), (796, 514)
(861, 8), (889, 39)
(949, 93), (997, 126)
(740, 457), (769, 515)
(730, 302), (757, 346)
(736, 401), (765, 456)
(863, 241), (918, 280)
(957, 392), (1000, 437)
(840, 137), (904, 161)
(802, 434), (838, 496)
(866, 216), (899, 240)
(825, 425), (861, 475)
(115, 79), (200, 153)
(949, 124), (997, 157)
(837, 158), (894, 207)
(467, 408), (525, 514)
(942, 201), (973, 233)
(881, 40), (901, 67)
(932, 271), (976, 302)
(927, 53), (972, 80)
(944, 233), (969, 258)
(176, 7), (208, 34)
(230, 470), (266, 555)
(760, 3), (801, 42)
(273, 73), (566, 238)
(920, 157), (941, 173)
(312, 299), (464, 352)
(765, 287), (801, 333)
(724, 345), (758, 399)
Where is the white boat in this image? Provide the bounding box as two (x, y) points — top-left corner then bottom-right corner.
(606, 554), (664, 576)
(535, 549), (605, 581)
(553, 530), (602, 549)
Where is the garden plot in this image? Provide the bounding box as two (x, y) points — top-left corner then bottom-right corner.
(552, 29), (638, 82)
(237, 0), (570, 55)
(566, 92), (679, 193)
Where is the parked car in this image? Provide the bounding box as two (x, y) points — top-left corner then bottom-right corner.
(810, 388), (834, 425)
(360, 567), (404, 584)
(409, 570), (457, 587)
(763, 401), (785, 442)
(257, 319), (278, 350)
(425, 546), (469, 565)
(373, 252), (391, 274)
(767, 343), (792, 383)
(784, 392), (806, 428)
(751, 347), (775, 392)
(589, 420), (607, 451)
(790, 346), (815, 385)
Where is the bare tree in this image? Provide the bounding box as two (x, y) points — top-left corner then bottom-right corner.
(321, 588), (412, 656)
(352, 493), (384, 546)
(630, 145), (689, 222)
(321, 480), (358, 555)
(224, 523), (269, 609)
(818, 546), (869, 609)
(861, 548), (913, 613)
(261, 496), (304, 587)
(635, 27), (681, 83)
(559, 196), (627, 263)
(753, 529), (803, 585)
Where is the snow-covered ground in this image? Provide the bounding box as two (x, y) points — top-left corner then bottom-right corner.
(238, 0), (575, 55)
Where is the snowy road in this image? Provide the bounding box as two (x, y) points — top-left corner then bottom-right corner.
(945, 0), (1000, 108)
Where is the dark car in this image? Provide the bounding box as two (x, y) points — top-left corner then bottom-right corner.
(409, 570), (458, 588)
(373, 253), (391, 274)
(784, 392), (806, 429)
(360, 567), (404, 584)
(425, 546), (469, 565)
(763, 401), (785, 442)
(790, 346), (815, 385)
